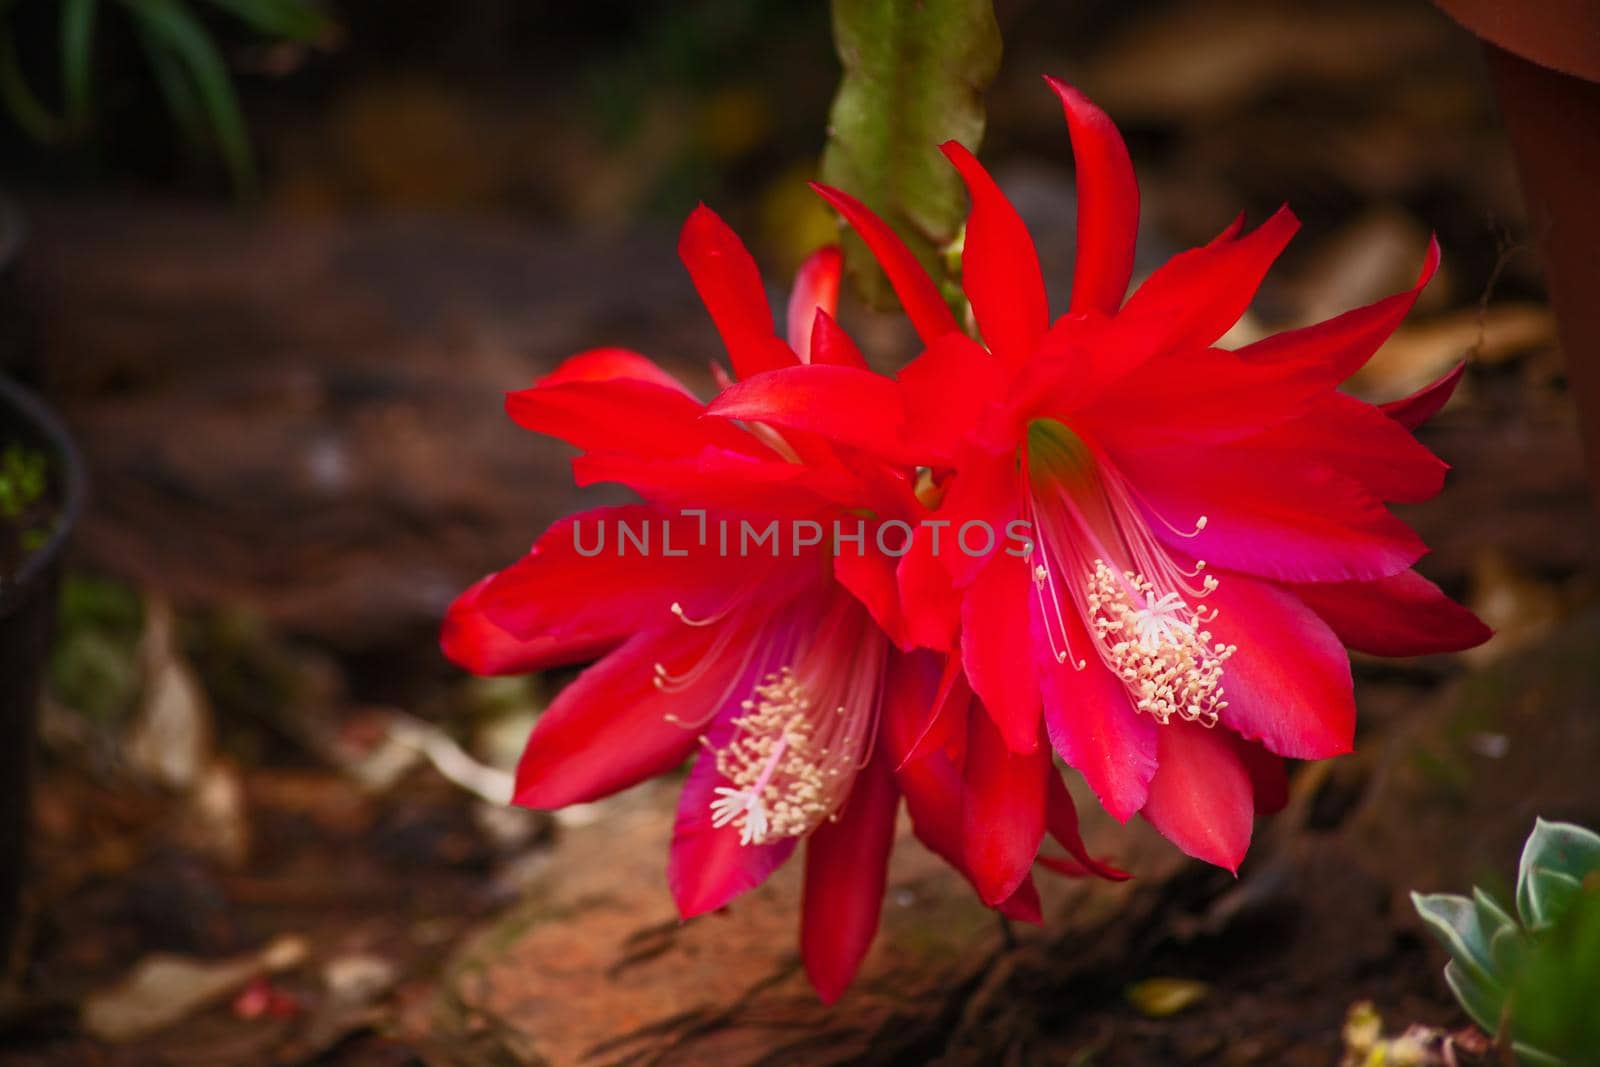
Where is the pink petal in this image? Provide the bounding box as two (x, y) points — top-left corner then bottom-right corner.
(961, 552), (1042, 753)
(802, 747), (899, 1002)
(442, 575), (619, 676)
(787, 246), (843, 360)
(1291, 569), (1491, 656)
(809, 182), (961, 346)
(1140, 720), (1255, 873)
(1120, 206), (1300, 354)
(962, 706), (1047, 905)
(1205, 572), (1357, 760)
(1044, 77), (1139, 316)
(1120, 445), (1428, 584)
(513, 624), (723, 809)
(940, 140), (1050, 369)
(678, 204), (796, 379)
(1035, 603), (1158, 822)
(1381, 360), (1465, 430)
(670, 739), (798, 918)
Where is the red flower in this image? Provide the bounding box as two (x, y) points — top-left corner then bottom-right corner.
(710, 79), (1490, 873)
(443, 205), (1114, 1001)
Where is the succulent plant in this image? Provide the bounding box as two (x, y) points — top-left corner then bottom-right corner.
(1412, 818), (1600, 1066)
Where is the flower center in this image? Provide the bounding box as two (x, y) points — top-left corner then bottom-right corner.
(654, 593), (886, 846)
(1024, 418), (1235, 727)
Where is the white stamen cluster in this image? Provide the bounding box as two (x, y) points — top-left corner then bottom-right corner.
(1085, 559), (1236, 727)
(708, 667), (847, 845)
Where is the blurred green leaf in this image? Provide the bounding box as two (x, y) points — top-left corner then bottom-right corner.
(122, 0), (257, 194)
(61, 0), (98, 129)
(200, 0), (329, 42)
(820, 0), (1000, 308)
(1511, 886), (1600, 1065)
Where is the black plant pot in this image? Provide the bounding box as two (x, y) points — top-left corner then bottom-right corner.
(0, 214), (85, 962)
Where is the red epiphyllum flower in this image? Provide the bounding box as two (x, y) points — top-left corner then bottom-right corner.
(443, 205), (1117, 1002)
(709, 79), (1490, 874)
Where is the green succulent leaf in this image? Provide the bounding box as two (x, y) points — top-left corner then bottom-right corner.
(1443, 959), (1507, 1036)
(820, 0), (1001, 308)
(1413, 891), (1501, 985)
(1517, 818), (1600, 929)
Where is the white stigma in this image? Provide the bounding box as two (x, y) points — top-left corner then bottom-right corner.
(1085, 560), (1235, 727)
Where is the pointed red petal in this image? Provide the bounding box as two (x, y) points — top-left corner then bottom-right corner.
(1238, 237), (1440, 383)
(787, 246), (843, 360)
(962, 552), (1042, 753)
(679, 204), (796, 378)
(897, 654), (970, 770)
(1381, 360), (1465, 430)
(962, 706), (1047, 905)
(808, 308), (869, 369)
(1046, 769), (1131, 880)
(1140, 720), (1255, 873)
(802, 748), (898, 1002)
(1292, 569), (1491, 656)
(1205, 572), (1357, 760)
(537, 347), (696, 394)
(506, 377), (758, 460)
(940, 140), (1049, 368)
(442, 575), (619, 676)
(1036, 604), (1158, 822)
(1044, 77), (1139, 316)
(997, 875), (1044, 924)
(1251, 391), (1448, 503)
(810, 182), (960, 346)
(833, 549), (907, 651)
(707, 363), (910, 462)
(1120, 206), (1299, 353)
(513, 626), (714, 809)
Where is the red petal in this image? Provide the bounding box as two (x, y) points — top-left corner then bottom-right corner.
(1246, 390), (1448, 504)
(896, 332), (1009, 465)
(1292, 569), (1491, 656)
(962, 706), (1047, 905)
(1381, 360), (1465, 430)
(940, 140), (1050, 369)
(1035, 604), (1158, 822)
(1044, 78), (1139, 316)
(1237, 237), (1440, 383)
(896, 654), (970, 770)
(1046, 769), (1131, 880)
(808, 308), (869, 369)
(1140, 720), (1255, 873)
(787, 246), (843, 360)
(961, 552), (1042, 753)
(802, 747), (898, 1002)
(669, 741), (798, 918)
(442, 575), (619, 676)
(506, 377), (758, 460)
(810, 182), (960, 346)
(679, 204), (796, 379)
(478, 507), (714, 642)
(1120, 206), (1299, 354)
(513, 625), (715, 809)
(896, 528), (964, 652)
(997, 876), (1044, 924)
(537, 347), (696, 394)
(1122, 445), (1428, 584)
(1205, 572), (1356, 760)
(833, 549), (907, 651)
(707, 364), (910, 462)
